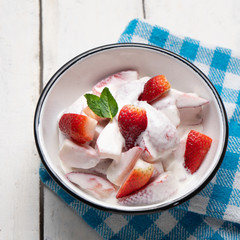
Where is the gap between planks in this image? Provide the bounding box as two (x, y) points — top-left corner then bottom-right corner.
(142, 0), (146, 19)
(37, 0), (146, 239)
(38, 0), (44, 240)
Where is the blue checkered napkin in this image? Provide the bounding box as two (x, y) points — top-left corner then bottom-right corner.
(39, 19), (240, 239)
(40, 164), (240, 239)
(119, 18), (240, 222)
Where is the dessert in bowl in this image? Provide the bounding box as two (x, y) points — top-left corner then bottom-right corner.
(34, 43), (228, 213)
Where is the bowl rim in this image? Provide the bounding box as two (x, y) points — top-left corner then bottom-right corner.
(34, 42), (229, 214)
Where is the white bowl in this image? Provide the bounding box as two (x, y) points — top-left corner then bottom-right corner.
(34, 43), (228, 213)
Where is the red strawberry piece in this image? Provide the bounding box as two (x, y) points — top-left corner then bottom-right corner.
(92, 72), (122, 95)
(59, 113), (97, 144)
(118, 105), (147, 150)
(139, 75), (171, 103)
(92, 70), (138, 95)
(116, 159), (154, 198)
(184, 130), (212, 174)
(118, 172), (177, 205)
(66, 172), (116, 199)
(107, 146), (143, 186)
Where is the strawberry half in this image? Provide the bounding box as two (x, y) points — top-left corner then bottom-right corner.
(118, 105), (147, 150)
(139, 75), (171, 103)
(59, 113), (97, 144)
(116, 159), (154, 198)
(184, 130), (212, 174)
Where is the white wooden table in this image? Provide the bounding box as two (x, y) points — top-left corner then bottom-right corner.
(1, 1), (240, 239)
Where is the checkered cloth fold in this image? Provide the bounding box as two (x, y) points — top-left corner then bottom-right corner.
(39, 19), (240, 239)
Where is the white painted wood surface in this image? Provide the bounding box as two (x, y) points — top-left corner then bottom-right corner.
(145, 0), (240, 53)
(0, 1), (40, 239)
(1, 1), (240, 239)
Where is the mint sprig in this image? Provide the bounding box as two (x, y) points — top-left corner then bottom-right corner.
(84, 87), (118, 120)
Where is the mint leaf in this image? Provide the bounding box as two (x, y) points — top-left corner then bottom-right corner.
(84, 87), (118, 119)
(84, 94), (103, 117)
(100, 87), (118, 119)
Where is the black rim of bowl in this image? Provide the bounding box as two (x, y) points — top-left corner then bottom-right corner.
(34, 43), (229, 214)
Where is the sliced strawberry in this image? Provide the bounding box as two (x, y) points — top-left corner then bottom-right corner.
(92, 70), (138, 95)
(139, 75), (171, 103)
(184, 130), (212, 174)
(66, 172), (116, 199)
(176, 93), (209, 109)
(59, 113), (97, 144)
(107, 146), (143, 186)
(116, 159), (154, 198)
(118, 105), (147, 150)
(118, 172), (177, 205)
(59, 139), (100, 169)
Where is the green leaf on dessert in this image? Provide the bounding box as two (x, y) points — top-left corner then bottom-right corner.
(84, 87), (118, 119)
(99, 87), (118, 119)
(84, 93), (102, 117)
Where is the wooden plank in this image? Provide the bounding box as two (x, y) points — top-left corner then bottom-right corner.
(44, 188), (102, 240)
(0, 1), (40, 239)
(42, 0), (144, 82)
(41, 0), (143, 239)
(144, 0), (240, 52)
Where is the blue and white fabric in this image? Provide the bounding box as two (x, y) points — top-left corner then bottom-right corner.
(40, 19), (240, 239)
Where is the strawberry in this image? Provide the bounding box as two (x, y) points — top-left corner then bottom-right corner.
(116, 159), (154, 198)
(139, 75), (171, 103)
(92, 70), (138, 95)
(118, 172), (177, 205)
(118, 105), (147, 150)
(66, 172), (116, 199)
(107, 146), (143, 186)
(184, 130), (212, 174)
(59, 113), (97, 144)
